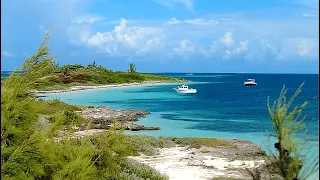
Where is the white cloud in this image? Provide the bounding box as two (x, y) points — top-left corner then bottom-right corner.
(167, 18), (219, 26)
(1, 50), (14, 57)
(172, 40), (195, 55)
(151, 0), (194, 11)
(221, 32), (234, 47)
(167, 18), (181, 25)
(7, 0), (318, 63)
(303, 13), (314, 17)
(81, 18), (165, 56)
(277, 37), (319, 60)
(169, 40), (211, 59)
(66, 14), (318, 62)
(66, 15), (104, 46)
(210, 32), (236, 54)
(235, 40), (249, 54)
(183, 18), (218, 26)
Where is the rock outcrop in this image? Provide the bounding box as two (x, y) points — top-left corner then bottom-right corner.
(77, 106), (150, 124)
(76, 106), (159, 131)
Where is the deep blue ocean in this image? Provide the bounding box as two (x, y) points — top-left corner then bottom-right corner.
(6, 72), (319, 177)
(42, 73), (319, 151)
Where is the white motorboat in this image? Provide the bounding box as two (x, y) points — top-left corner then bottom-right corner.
(173, 84), (197, 94)
(244, 79), (257, 86)
(186, 73), (194, 75)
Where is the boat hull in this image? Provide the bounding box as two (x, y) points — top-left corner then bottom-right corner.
(173, 88), (197, 94)
(244, 83), (257, 86)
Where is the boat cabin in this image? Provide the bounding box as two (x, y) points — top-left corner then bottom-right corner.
(180, 85), (188, 89)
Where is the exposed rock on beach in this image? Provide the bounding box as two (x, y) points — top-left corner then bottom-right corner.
(52, 105), (160, 141)
(75, 106), (160, 131)
(77, 106), (150, 124)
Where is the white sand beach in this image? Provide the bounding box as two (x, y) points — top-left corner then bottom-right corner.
(129, 146), (265, 180)
(34, 81), (185, 95)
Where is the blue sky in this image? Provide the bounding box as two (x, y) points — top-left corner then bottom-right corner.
(1, 0), (319, 73)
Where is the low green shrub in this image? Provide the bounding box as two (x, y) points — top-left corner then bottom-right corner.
(120, 159), (168, 180)
(42, 84), (68, 91)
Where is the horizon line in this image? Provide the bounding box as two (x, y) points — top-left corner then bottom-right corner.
(1, 70), (319, 75)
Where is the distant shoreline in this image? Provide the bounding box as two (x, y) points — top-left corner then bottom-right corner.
(1, 71), (319, 75)
(34, 80), (187, 96)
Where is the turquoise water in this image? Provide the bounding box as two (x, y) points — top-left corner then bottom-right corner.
(43, 73), (319, 178)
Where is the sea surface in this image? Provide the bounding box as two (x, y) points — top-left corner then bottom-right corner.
(32, 73), (320, 178)
(1, 71), (21, 78)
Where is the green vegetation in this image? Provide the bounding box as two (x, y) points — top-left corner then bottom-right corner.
(124, 136), (232, 156)
(22, 57), (184, 90)
(200, 150), (211, 153)
(266, 83), (318, 180)
(169, 137), (232, 149)
(126, 136), (167, 156)
(129, 63), (136, 73)
(1, 31), (168, 180)
(247, 83), (319, 180)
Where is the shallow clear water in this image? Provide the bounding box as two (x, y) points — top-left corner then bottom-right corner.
(44, 73), (319, 178)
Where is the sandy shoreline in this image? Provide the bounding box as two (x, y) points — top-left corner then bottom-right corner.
(129, 146), (265, 180)
(34, 80), (185, 95)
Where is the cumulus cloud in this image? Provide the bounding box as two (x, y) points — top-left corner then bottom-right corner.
(67, 14), (318, 62)
(211, 32), (238, 56)
(79, 18), (165, 56)
(172, 40), (195, 55)
(167, 18), (181, 25)
(1, 50), (14, 57)
(277, 37), (319, 60)
(168, 39), (212, 59)
(7, 0), (317, 63)
(235, 40), (249, 54)
(221, 32), (234, 47)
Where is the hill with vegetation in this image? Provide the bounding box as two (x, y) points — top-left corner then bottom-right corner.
(30, 62), (184, 91)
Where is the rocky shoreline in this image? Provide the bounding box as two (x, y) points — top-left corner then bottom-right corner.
(75, 106), (161, 131)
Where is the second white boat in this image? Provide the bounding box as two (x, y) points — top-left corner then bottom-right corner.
(173, 85), (197, 94)
(244, 79), (257, 86)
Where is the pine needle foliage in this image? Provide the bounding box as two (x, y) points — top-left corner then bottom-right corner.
(266, 82), (318, 180)
(247, 83), (318, 180)
(1, 30), (168, 180)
